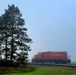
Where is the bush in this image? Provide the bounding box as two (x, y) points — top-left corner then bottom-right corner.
(0, 66), (36, 74)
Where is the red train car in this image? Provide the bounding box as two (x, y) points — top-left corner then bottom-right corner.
(32, 51), (71, 64)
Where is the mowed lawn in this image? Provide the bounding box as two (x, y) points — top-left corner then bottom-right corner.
(4, 66), (76, 75)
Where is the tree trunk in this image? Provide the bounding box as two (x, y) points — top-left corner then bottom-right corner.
(11, 24), (13, 66)
(5, 32), (7, 64)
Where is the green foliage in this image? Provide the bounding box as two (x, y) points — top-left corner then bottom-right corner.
(0, 4), (32, 67)
(0, 67), (35, 75)
(2, 66), (76, 75)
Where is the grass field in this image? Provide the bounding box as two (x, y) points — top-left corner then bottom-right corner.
(4, 66), (76, 75)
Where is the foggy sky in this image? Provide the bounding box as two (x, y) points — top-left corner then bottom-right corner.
(0, 0), (76, 62)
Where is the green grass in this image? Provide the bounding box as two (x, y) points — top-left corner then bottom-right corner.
(4, 66), (76, 75)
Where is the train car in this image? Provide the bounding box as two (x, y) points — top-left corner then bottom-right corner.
(32, 51), (71, 64)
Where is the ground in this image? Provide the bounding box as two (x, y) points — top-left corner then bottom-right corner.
(4, 65), (76, 75)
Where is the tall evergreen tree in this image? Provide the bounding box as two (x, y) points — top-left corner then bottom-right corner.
(0, 4), (32, 66)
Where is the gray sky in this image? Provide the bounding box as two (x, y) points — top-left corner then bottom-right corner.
(0, 0), (76, 62)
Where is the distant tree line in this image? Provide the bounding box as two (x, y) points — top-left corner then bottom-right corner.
(0, 4), (32, 67)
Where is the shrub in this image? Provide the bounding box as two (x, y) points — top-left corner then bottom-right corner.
(0, 66), (36, 74)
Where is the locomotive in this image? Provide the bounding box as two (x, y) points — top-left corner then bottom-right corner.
(32, 51), (71, 64)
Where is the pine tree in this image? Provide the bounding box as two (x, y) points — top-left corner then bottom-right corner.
(0, 4), (32, 66)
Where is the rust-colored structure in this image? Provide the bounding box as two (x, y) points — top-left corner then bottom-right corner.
(32, 51), (71, 64)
